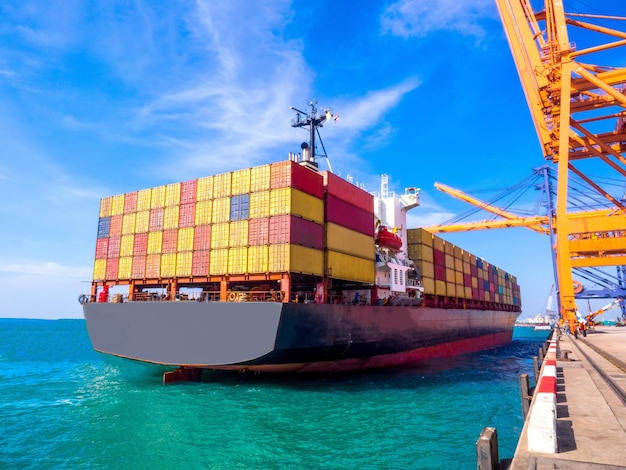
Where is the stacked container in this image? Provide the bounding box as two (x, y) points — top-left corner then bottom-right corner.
(407, 228), (521, 311)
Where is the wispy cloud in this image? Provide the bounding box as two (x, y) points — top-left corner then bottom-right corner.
(380, 0), (496, 39)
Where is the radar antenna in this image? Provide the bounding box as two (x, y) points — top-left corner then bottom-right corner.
(290, 99), (337, 172)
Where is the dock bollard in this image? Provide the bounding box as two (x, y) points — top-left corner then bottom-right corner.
(476, 427), (499, 470)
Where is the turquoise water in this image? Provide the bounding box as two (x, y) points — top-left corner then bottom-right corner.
(0, 320), (549, 469)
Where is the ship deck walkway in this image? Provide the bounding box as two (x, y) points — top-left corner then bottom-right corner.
(508, 326), (626, 469)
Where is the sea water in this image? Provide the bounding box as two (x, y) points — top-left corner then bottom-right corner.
(0, 319), (549, 469)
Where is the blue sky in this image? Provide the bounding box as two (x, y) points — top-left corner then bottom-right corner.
(0, 0), (622, 320)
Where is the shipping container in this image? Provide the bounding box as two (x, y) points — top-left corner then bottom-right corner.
(249, 191), (270, 219)
(122, 213), (136, 235)
(177, 227), (194, 252)
(269, 244), (324, 276)
(99, 197), (112, 218)
(179, 203), (195, 228)
(120, 234), (134, 258)
(105, 258), (119, 280)
(163, 205), (180, 230)
(131, 255), (146, 279)
(325, 250), (374, 283)
(93, 258), (106, 280)
(146, 254), (161, 278)
(147, 231), (163, 255)
(95, 238), (108, 259)
(269, 215), (324, 249)
(176, 251), (192, 277)
(271, 160), (324, 199)
(228, 247), (248, 274)
(212, 197), (231, 223)
(269, 187), (324, 224)
(421, 277), (435, 294)
(321, 171), (373, 213)
(124, 192), (138, 213)
(326, 195), (374, 236)
(180, 179), (197, 204)
(135, 210), (150, 233)
(195, 200), (212, 226)
(133, 233), (148, 256)
(213, 172), (231, 199)
(162, 229), (178, 253)
(192, 250), (210, 277)
(97, 217), (110, 238)
(118, 256), (132, 280)
(211, 223), (230, 249)
(111, 194), (125, 216)
(229, 220), (249, 247)
(406, 228), (434, 246)
(433, 235), (444, 252)
(160, 253), (177, 278)
(109, 215), (123, 237)
(165, 183), (181, 207)
(250, 164), (270, 192)
(193, 225), (211, 251)
(107, 236), (121, 258)
(231, 168), (250, 195)
(137, 188), (152, 211)
(150, 186), (166, 209)
(326, 222), (374, 259)
(248, 245), (269, 273)
(209, 249), (229, 275)
(196, 176), (213, 201)
(248, 217), (269, 246)
(149, 208), (164, 231)
(230, 194), (250, 221)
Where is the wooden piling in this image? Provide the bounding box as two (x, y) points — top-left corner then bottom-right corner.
(476, 427), (499, 470)
(519, 373), (531, 419)
(533, 356), (539, 384)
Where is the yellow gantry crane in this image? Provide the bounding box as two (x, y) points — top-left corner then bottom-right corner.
(426, 1), (626, 333)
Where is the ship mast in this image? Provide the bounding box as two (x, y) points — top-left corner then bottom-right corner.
(290, 99), (336, 172)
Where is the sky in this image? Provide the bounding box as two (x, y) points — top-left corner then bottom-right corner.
(0, 0), (623, 320)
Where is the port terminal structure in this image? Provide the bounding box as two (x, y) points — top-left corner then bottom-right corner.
(425, 0), (626, 333)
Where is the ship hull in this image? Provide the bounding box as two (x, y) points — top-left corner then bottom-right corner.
(83, 302), (518, 373)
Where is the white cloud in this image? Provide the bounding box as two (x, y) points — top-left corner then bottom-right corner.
(381, 0), (496, 39)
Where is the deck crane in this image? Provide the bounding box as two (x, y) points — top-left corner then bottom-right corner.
(585, 297), (624, 327)
(427, 1), (626, 334)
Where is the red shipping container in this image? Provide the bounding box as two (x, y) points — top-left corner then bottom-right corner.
(107, 236), (121, 258)
(145, 254), (160, 278)
(162, 229), (178, 253)
(463, 273), (472, 287)
(322, 171), (374, 213)
(434, 264), (446, 281)
(193, 225), (211, 251)
(179, 203), (195, 228)
(95, 238), (109, 259)
(192, 250), (210, 277)
(131, 255), (146, 279)
(248, 218), (269, 246)
(149, 208), (164, 231)
(269, 160), (324, 199)
(470, 265), (478, 276)
(124, 192), (138, 213)
(472, 287), (479, 300)
(269, 215), (324, 249)
(180, 179), (197, 204)
(105, 258), (119, 280)
(433, 249), (445, 266)
(109, 215), (123, 237)
(133, 233), (148, 256)
(326, 195), (374, 237)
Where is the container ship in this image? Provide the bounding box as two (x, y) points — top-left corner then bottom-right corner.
(81, 106), (521, 382)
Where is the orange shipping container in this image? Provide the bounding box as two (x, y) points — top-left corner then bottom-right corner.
(109, 215), (123, 237)
(131, 255), (146, 279)
(124, 192), (137, 213)
(193, 225), (211, 251)
(146, 254), (161, 278)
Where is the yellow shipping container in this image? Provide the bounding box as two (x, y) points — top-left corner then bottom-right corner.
(228, 247), (248, 273)
(209, 249), (229, 275)
(122, 213), (136, 235)
(250, 164), (270, 192)
(421, 277), (435, 295)
(465, 286), (472, 299)
(407, 243), (434, 263)
(196, 176), (213, 201)
(111, 194), (125, 216)
(326, 223), (374, 259)
(454, 258), (462, 272)
(195, 200), (212, 225)
(445, 254), (454, 269)
(325, 250), (373, 283)
(213, 172), (231, 198)
(462, 251), (470, 263)
(435, 279), (447, 296)
(446, 268), (455, 283)
(135, 210), (150, 233)
(147, 231), (163, 254)
(99, 197), (112, 218)
(165, 182), (181, 206)
(229, 220), (249, 247)
(211, 223), (230, 249)
(453, 246), (462, 259)
(118, 256), (133, 279)
(248, 245), (269, 273)
(231, 168), (250, 195)
(463, 261), (470, 274)
(433, 235), (444, 252)
(455, 271), (463, 285)
(407, 228), (433, 246)
(160, 253), (177, 278)
(485, 291), (491, 302)
(93, 259), (106, 280)
(212, 197), (231, 223)
(249, 191), (270, 219)
(177, 227), (195, 252)
(444, 241), (454, 256)
(269, 188), (324, 224)
(446, 283), (456, 297)
(120, 234), (134, 257)
(151, 185), (166, 209)
(270, 244), (324, 276)
(137, 188), (152, 211)
(163, 205), (180, 230)
(176, 251), (192, 277)
(472, 276), (478, 288)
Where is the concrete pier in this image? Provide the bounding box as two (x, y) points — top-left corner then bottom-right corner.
(509, 327), (626, 469)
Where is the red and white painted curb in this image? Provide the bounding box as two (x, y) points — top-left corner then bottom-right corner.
(526, 338), (558, 453)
